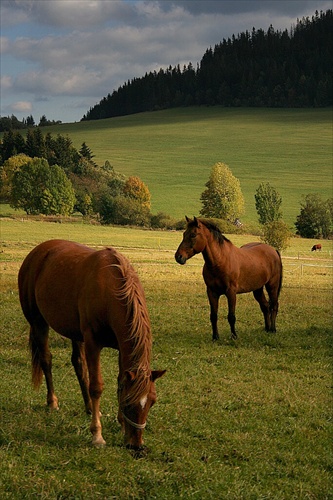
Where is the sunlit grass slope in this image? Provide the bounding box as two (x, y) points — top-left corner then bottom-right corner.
(25, 107), (333, 226)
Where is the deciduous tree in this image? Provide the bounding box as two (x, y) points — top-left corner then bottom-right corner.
(295, 193), (332, 238)
(0, 154), (32, 201)
(11, 158), (75, 216)
(255, 182), (282, 225)
(200, 162), (244, 221)
(123, 176), (151, 211)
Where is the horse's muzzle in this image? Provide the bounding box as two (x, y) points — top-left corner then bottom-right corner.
(175, 253), (186, 265)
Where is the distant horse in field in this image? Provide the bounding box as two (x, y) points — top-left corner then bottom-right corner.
(311, 244), (322, 251)
(18, 239), (165, 451)
(175, 217), (283, 341)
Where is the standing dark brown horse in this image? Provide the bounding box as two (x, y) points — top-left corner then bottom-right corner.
(18, 239), (165, 451)
(175, 217), (283, 341)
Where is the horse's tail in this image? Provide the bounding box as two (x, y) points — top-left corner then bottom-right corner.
(276, 250), (283, 297)
(29, 329), (44, 389)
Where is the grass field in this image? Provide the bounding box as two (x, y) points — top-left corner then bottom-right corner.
(0, 218), (332, 498)
(27, 107), (333, 227)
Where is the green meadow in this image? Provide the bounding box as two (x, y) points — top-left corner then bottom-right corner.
(0, 217), (332, 498)
(36, 107), (333, 226)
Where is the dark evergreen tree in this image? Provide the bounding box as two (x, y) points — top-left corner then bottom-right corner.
(26, 115), (35, 127)
(25, 128), (46, 158)
(79, 142), (95, 161)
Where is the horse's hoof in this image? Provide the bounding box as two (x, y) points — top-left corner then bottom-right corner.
(48, 403), (59, 411)
(92, 437), (106, 448)
(92, 441), (106, 448)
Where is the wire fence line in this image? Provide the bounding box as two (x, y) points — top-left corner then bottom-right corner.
(284, 261), (333, 275)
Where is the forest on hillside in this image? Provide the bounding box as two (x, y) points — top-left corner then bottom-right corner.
(82, 9), (332, 121)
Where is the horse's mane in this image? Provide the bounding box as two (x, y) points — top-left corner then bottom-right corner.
(111, 250), (152, 405)
(193, 219), (231, 245)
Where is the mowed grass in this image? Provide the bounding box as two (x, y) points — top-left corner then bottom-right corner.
(34, 107), (333, 226)
(0, 218), (332, 498)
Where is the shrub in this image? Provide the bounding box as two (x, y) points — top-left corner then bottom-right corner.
(150, 212), (177, 229)
(260, 220), (291, 252)
(295, 193), (332, 238)
(99, 194), (150, 226)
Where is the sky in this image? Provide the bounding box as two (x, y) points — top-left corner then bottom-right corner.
(1, 0), (331, 124)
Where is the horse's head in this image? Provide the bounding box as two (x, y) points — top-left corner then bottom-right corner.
(175, 216), (207, 264)
(118, 369), (166, 453)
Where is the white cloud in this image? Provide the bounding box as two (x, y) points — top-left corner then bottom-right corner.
(12, 66), (104, 97)
(12, 101), (33, 112)
(0, 75), (12, 90)
(161, 0), (332, 16)
(2, 0), (138, 29)
(0, 36), (9, 53)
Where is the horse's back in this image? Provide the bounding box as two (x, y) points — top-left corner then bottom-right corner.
(18, 239), (95, 299)
(240, 242), (279, 260)
(241, 241), (274, 252)
(240, 242), (281, 268)
(236, 242), (281, 292)
(18, 240), (126, 342)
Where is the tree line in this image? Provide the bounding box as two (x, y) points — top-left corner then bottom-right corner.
(1, 130), (331, 244)
(0, 114), (62, 133)
(82, 9), (332, 121)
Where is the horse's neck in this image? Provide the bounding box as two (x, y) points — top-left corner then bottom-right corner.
(118, 331), (151, 375)
(202, 236), (230, 269)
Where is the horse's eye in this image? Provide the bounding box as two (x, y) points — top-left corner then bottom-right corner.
(190, 233), (196, 239)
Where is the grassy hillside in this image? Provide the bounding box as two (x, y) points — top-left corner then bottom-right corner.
(10, 107), (333, 227)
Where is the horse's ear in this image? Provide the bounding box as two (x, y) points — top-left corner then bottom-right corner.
(151, 370), (166, 381)
(185, 215), (190, 223)
(193, 216), (200, 227)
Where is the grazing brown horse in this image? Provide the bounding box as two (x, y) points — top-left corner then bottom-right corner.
(175, 217), (283, 341)
(311, 243), (322, 251)
(18, 239), (165, 451)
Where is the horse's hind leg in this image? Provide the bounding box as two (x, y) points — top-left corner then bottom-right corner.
(71, 340), (92, 414)
(253, 288), (271, 332)
(266, 284), (279, 333)
(29, 319), (59, 410)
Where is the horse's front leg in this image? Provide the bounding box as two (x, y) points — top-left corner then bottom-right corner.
(226, 291), (237, 340)
(84, 337), (105, 447)
(71, 340), (92, 414)
(207, 287), (220, 341)
(117, 372), (125, 434)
